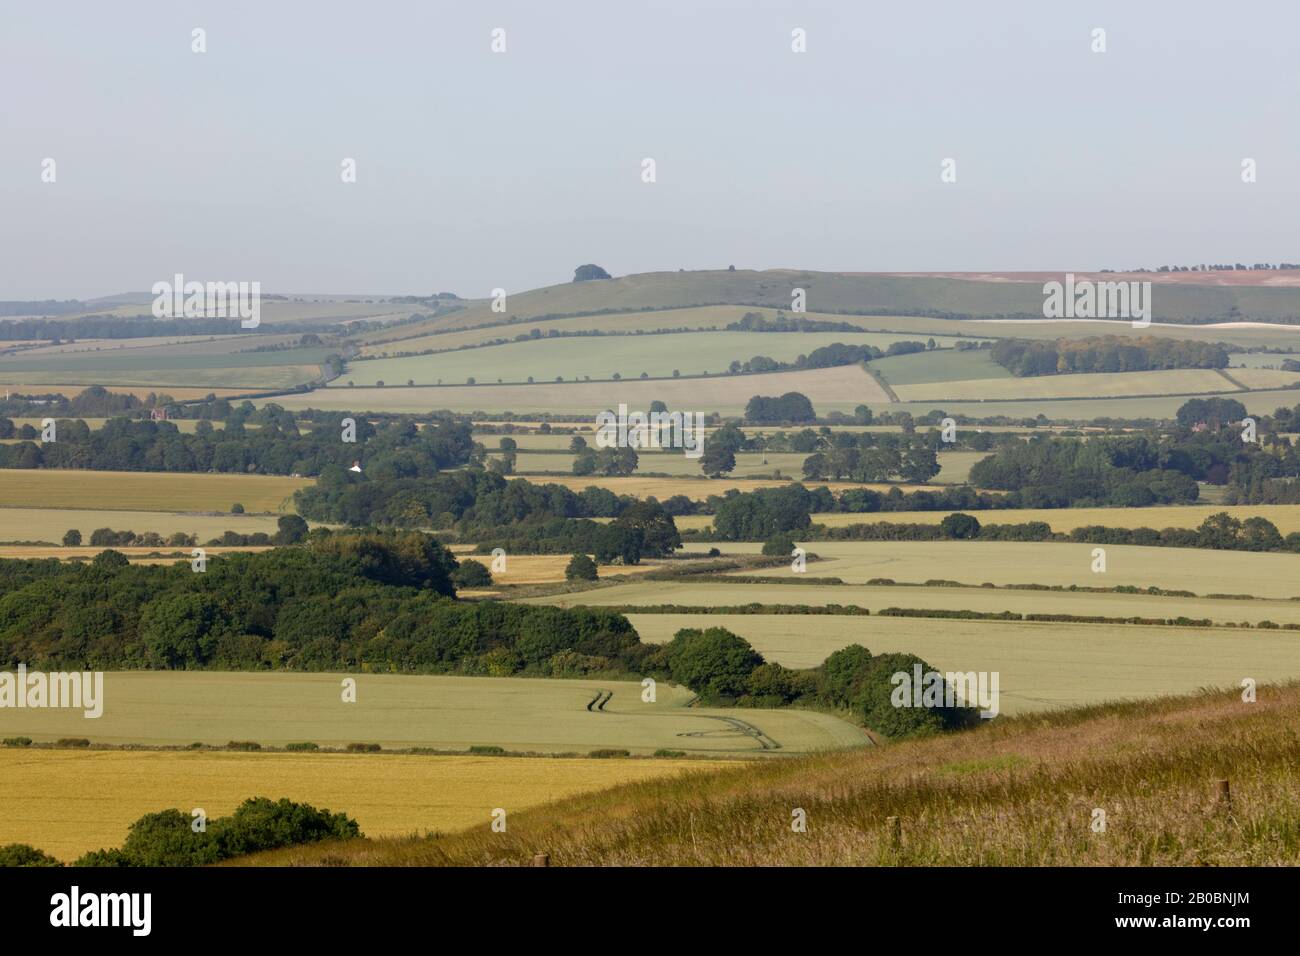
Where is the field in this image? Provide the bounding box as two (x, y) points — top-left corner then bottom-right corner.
(537, 578), (1300, 627)
(0, 508), (285, 544)
(279, 364), (889, 415)
(342, 331), (985, 387)
(0, 749), (726, 862)
(0, 671), (868, 756)
(620, 613), (1300, 712)
(362, 269), (1300, 341)
(0, 469), (308, 513)
(448, 552), (665, 585)
(701, 539), (1300, 598)
(891, 368), (1266, 402)
(870, 348), (1012, 386)
(241, 683), (1300, 867)
(674, 503), (1300, 534)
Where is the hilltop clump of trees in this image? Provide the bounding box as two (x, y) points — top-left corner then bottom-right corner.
(991, 336), (1232, 376)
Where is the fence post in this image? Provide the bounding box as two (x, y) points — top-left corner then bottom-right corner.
(886, 816), (901, 849)
(532, 852), (550, 867)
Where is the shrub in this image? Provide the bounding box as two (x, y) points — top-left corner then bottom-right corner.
(452, 558), (494, 588)
(565, 553), (599, 581)
(226, 741), (261, 751)
(55, 738), (90, 748)
(0, 844), (63, 867)
(653, 749), (687, 758)
(285, 742), (319, 751)
(588, 748), (631, 758)
(663, 627), (764, 702)
(761, 532), (797, 557)
(468, 745), (506, 755)
(2, 736), (32, 747)
(345, 742), (381, 752)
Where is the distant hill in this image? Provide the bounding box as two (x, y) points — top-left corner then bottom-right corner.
(362, 269), (1300, 344)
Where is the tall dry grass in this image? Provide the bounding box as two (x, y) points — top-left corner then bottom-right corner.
(235, 683), (1300, 867)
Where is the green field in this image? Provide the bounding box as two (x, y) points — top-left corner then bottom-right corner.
(870, 348), (1012, 386)
(360, 269), (1300, 342)
(339, 331), (977, 387)
(891, 367), (1267, 402)
(0, 671), (868, 756)
(266, 364), (888, 415)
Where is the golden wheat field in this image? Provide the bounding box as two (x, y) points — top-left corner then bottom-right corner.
(0, 749), (727, 861)
(0, 470), (309, 513)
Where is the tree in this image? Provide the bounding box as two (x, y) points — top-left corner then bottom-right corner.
(938, 512), (981, 539)
(612, 500), (681, 556)
(62, 529), (82, 546)
(452, 558), (494, 588)
(899, 447), (940, 483)
(275, 515), (309, 545)
(568, 435), (588, 453)
(745, 392), (816, 423)
(700, 444), (736, 478)
(565, 553), (599, 581)
(231, 503), (244, 514)
(663, 627), (764, 702)
(761, 531), (796, 556)
(573, 264), (612, 281)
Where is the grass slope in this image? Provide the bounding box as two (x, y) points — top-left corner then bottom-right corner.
(235, 682), (1300, 866)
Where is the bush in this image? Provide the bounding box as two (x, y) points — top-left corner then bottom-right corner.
(468, 745), (506, 755)
(226, 741), (261, 751)
(76, 797), (361, 867)
(452, 558), (494, 588)
(761, 532), (797, 557)
(588, 748), (631, 758)
(231, 503), (244, 514)
(285, 742), (319, 751)
(663, 627), (764, 702)
(565, 553), (599, 581)
(0, 843), (63, 867)
(55, 738), (90, 748)
(345, 742), (381, 752)
(653, 749), (687, 758)
(2, 736), (32, 747)
(939, 512), (981, 539)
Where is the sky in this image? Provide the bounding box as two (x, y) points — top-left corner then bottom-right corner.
(1, 0), (1297, 299)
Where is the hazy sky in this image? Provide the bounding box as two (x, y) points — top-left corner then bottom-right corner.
(2, 0), (1296, 299)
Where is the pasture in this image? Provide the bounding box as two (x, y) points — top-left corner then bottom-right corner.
(268, 364), (889, 415)
(0, 671), (868, 756)
(344, 331), (984, 387)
